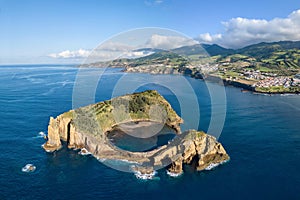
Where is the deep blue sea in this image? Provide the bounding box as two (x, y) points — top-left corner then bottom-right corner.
(1, 65), (300, 200)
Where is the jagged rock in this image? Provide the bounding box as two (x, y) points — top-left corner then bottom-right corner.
(168, 157), (183, 174)
(182, 140), (196, 164)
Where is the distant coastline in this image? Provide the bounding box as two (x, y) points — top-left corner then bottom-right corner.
(82, 64), (300, 95)
(80, 41), (300, 94)
(124, 68), (300, 95)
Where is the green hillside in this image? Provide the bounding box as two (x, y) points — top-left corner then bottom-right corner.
(86, 41), (300, 75)
(128, 51), (189, 67)
(214, 41), (300, 73)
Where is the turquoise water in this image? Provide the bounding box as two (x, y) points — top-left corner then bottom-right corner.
(1, 65), (300, 199)
(107, 123), (176, 152)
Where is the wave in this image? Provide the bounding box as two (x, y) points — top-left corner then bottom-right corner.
(205, 163), (220, 170)
(32, 131), (47, 139)
(280, 93), (299, 96)
(252, 92), (273, 96)
(15, 71), (75, 84)
(205, 159), (229, 171)
(166, 170), (183, 177)
(78, 148), (91, 155)
(41, 86), (60, 96)
(38, 131), (46, 137)
(133, 170), (157, 180)
(27, 78), (44, 84)
(41, 144), (52, 153)
(45, 81), (74, 87)
(0, 96), (35, 103)
(97, 157), (107, 162)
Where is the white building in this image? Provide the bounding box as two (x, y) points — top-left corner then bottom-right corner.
(294, 74), (300, 83)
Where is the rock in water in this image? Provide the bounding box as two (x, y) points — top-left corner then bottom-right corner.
(42, 90), (229, 177)
(166, 130), (230, 175)
(22, 164), (36, 173)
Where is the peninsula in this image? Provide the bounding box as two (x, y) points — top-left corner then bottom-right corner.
(43, 90), (229, 177)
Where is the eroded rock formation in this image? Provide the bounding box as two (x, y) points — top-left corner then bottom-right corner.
(166, 130), (229, 174)
(43, 90), (229, 176)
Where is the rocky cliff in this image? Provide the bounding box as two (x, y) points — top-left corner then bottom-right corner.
(43, 90), (229, 176)
(166, 130), (229, 174)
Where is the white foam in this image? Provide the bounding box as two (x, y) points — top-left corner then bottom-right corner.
(205, 159), (229, 171)
(41, 87), (59, 96)
(38, 131), (45, 136)
(38, 131), (47, 138)
(22, 164), (36, 173)
(97, 158), (107, 162)
(280, 93), (297, 96)
(32, 131), (47, 140)
(134, 170), (157, 180)
(205, 163), (220, 170)
(166, 170), (183, 177)
(46, 80), (73, 87)
(78, 148), (91, 155)
(41, 144), (52, 152)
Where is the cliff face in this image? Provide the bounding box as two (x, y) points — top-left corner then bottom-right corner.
(43, 90), (229, 176)
(43, 116), (68, 151)
(167, 130), (229, 174)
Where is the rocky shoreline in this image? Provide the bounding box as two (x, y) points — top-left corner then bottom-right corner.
(43, 90), (229, 177)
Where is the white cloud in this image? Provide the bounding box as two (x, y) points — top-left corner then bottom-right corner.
(198, 33), (222, 43)
(120, 50), (154, 59)
(48, 34), (197, 61)
(48, 49), (91, 59)
(99, 42), (134, 52)
(196, 9), (300, 48)
(145, 0), (163, 6)
(48, 41), (150, 62)
(146, 34), (198, 49)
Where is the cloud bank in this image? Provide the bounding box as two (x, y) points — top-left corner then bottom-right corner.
(48, 49), (91, 59)
(197, 9), (300, 48)
(49, 34), (198, 60)
(145, 34), (197, 49)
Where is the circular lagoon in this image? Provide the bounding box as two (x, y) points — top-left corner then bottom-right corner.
(107, 121), (176, 152)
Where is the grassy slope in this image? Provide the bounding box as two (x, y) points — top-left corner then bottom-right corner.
(63, 90), (181, 137)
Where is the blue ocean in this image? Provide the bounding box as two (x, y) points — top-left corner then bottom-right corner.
(1, 65), (300, 200)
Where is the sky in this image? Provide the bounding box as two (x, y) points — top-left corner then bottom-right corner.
(0, 0), (299, 64)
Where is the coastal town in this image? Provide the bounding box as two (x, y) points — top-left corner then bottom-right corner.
(124, 60), (300, 93)
(198, 63), (300, 92)
(217, 67), (300, 88)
